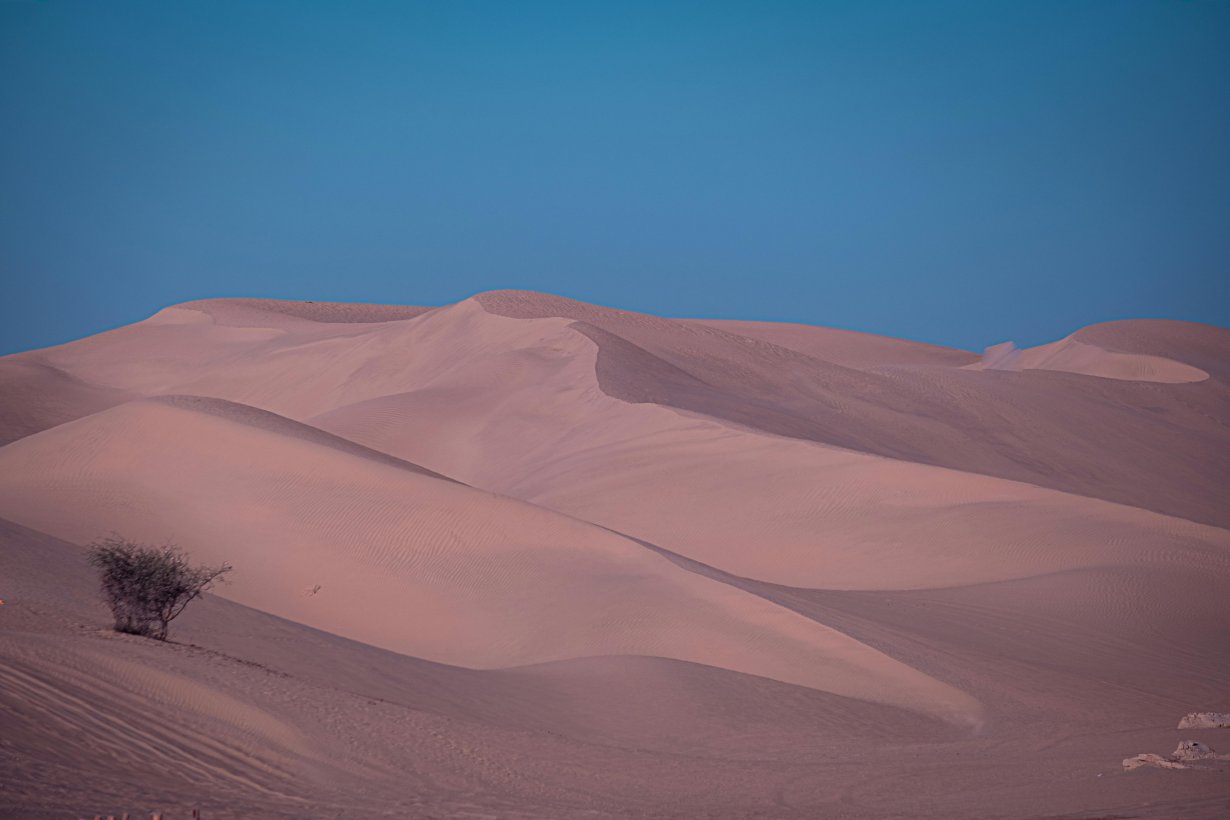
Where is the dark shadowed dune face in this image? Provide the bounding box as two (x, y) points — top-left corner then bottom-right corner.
(2, 291), (1228, 818)
(477, 290), (1230, 528)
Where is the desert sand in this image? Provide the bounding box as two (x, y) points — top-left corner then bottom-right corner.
(1, 291), (1228, 818)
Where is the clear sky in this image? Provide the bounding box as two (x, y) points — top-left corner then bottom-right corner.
(2, 0), (1227, 355)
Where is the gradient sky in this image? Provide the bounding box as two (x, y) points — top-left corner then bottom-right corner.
(2, 0), (1227, 354)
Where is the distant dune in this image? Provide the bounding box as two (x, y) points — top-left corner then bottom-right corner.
(2, 292), (1228, 818)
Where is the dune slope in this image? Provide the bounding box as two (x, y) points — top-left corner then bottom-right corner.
(0, 396), (980, 726)
(5, 513), (1229, 819)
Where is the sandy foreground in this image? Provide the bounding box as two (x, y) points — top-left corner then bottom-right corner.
(1, 291), (1228, 818)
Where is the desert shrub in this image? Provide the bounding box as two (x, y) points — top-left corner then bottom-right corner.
(86, 535), (231, 640)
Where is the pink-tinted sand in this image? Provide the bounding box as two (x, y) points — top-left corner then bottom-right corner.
(1, 292), (1228, 818)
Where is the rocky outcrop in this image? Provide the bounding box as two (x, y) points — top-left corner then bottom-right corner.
(1123, 740), (1227, 771)
(1177, 712), (1230, 730)
(1122, 753), (1187, 771)
(1172, 740), (1217, 761)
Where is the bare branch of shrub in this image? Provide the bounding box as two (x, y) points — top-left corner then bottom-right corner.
(86, 535), (231, 640)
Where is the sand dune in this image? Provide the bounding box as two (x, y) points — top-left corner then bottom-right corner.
(303, 295), (1230, 589)
(10, 292), (1228, 524)
(5, 513), (1228, 817)
(314, 369), (1230, 590)
(1020, 338), (1208, 383)
(0, 358), (132, 445)
(476, 291), (1230, 526)
(968, 335), (1210, 383)
(0, 396), (981, 726)
(1074, 319), (1230, 381)
(2, 291), (1228, 818)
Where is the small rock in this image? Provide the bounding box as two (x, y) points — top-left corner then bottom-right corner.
(1178, 711), (1230, 730)
(1173, 740), (1216, 761)
(1122, 753), (1187, 771)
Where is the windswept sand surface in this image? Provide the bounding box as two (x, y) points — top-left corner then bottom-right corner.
(1, 292), (1228, 818)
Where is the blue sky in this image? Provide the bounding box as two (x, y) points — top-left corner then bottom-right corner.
(2, 0), (1227, 354)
